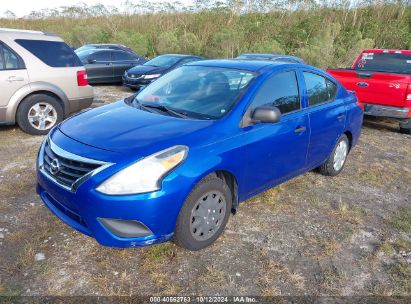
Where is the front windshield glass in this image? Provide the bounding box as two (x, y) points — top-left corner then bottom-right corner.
(144, 55), (183, 68)
(134, 66), (256, 119)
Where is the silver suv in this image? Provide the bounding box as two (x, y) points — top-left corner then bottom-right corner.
(0, 28), (93, 135)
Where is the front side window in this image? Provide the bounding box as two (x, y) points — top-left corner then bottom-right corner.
(113, 51), (136, 61)
(15, 39), (82, 68)
(90, 51), (111, 62)
(250, 71), (300, 114)
(133, 66), (256, 119)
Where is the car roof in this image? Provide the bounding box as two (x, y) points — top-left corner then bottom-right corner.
(238, 53), (304, 63)
(0, 28), (62, 41)
(188, 59), (299, 72)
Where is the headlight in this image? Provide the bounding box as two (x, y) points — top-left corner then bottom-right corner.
(144, 74), (161, 79)
(96, 145), (188, 195)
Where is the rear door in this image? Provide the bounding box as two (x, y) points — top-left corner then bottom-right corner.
(0, 42), (28, 110)
(301, 71), (346, 168)
(350, 51), (411, 107)
(112, 51), (140, 82)
(85, 51), (113, 83)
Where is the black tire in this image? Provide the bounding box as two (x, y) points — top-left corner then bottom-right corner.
(174, 175), (232, 251)
(318, 134), (350, 177)
(16, 94), (64, 135)
(399, 119), (411, 135)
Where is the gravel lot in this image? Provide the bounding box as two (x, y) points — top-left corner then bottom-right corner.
(0, 85), (410, 297)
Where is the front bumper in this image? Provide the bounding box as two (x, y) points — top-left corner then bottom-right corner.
(36, 130), (192, 248)
(363, 103), (410, 119)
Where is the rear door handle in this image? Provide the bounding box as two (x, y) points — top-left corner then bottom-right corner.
(337, 114), (345, 121)
(356, 82), (369, 87)
(294, 126), (306, 133)
(7, 76), (24, 82)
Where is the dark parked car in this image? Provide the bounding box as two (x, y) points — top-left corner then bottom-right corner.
(237, 53), (304, 64)
(123, 54), (205, 90)
(76, 49), (147, 84)
(76, 44), (135, 54)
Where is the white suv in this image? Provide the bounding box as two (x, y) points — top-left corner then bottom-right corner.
(0, 28), (93, 135)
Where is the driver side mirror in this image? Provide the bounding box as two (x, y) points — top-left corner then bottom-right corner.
(87, 59), (97, 64)
(251, 106), (281, 124)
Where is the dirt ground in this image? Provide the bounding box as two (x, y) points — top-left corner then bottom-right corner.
(0, 85), (410, 297)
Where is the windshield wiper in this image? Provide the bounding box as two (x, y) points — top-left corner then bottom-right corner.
(141, 102), (189, 119)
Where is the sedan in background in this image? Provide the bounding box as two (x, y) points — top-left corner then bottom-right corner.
(123, 54), (205, 90)
(76, 49), (147, 84)
(237, 53), (304, 64)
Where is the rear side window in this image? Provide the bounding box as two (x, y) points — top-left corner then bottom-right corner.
(303, 72), (338, 106)
(355, 52), (411, 74)
(113, 51), (136, 61)
(15, 39), (82, 67)
(0, 43), (24, 70)
(251, 71), (300, 114)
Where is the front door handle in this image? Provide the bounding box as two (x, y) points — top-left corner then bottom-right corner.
(356, 82), (369, 87)
(7, 76), (24, 82)
(294, 126), (306, 133)
(337, 114), (345, 121)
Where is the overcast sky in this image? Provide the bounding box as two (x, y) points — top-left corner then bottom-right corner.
(4, 0), (193, 17)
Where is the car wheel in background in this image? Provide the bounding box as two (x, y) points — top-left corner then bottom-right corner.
(16, 94), (63, 135)
(174, 175), (232, 251)
(318, 134), (349, 176)
(399, 119), (411, 135)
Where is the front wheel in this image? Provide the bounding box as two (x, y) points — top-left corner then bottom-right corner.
(318, 134), (349, 176)
(174, 176), (232, 251)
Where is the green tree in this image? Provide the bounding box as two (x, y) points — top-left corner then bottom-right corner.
(208, 28), (243, 58)
(156, 31), (181, 54)
(179, 32), (202, 55)
(115, 31), (149, 56)
(246, 38), (285, 54)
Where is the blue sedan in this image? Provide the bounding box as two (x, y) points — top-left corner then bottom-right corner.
(36, 59), (363, 250)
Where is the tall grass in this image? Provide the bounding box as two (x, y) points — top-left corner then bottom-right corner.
(0, 1), (409, 68)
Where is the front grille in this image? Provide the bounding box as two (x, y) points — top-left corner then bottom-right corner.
(42, 140), (103, 191)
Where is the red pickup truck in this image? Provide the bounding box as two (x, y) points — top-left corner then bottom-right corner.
(327, 49), (411, 134)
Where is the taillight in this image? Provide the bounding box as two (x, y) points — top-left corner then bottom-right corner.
(357, 100), (364, 111)
(406, 84), (411, 101)
(77, 70), (88, 86)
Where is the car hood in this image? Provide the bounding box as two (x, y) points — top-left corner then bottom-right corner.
(127, 65), (166, 75)
(59, 101), (214, 155)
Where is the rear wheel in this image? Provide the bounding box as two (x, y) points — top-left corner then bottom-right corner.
(318, 134), (349, 176)
(16, 94), (63, 135)
(174, 176), (232, 251)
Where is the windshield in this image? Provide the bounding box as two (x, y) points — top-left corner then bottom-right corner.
(144, 55), (183, 68)
(355, 52), (411, 74)
(133, 65), (256, 119)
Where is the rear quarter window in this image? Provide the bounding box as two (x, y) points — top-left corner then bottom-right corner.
(15, 39), (82, 68)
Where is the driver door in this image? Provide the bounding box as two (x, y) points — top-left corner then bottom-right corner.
(241, 70), (310, 196)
